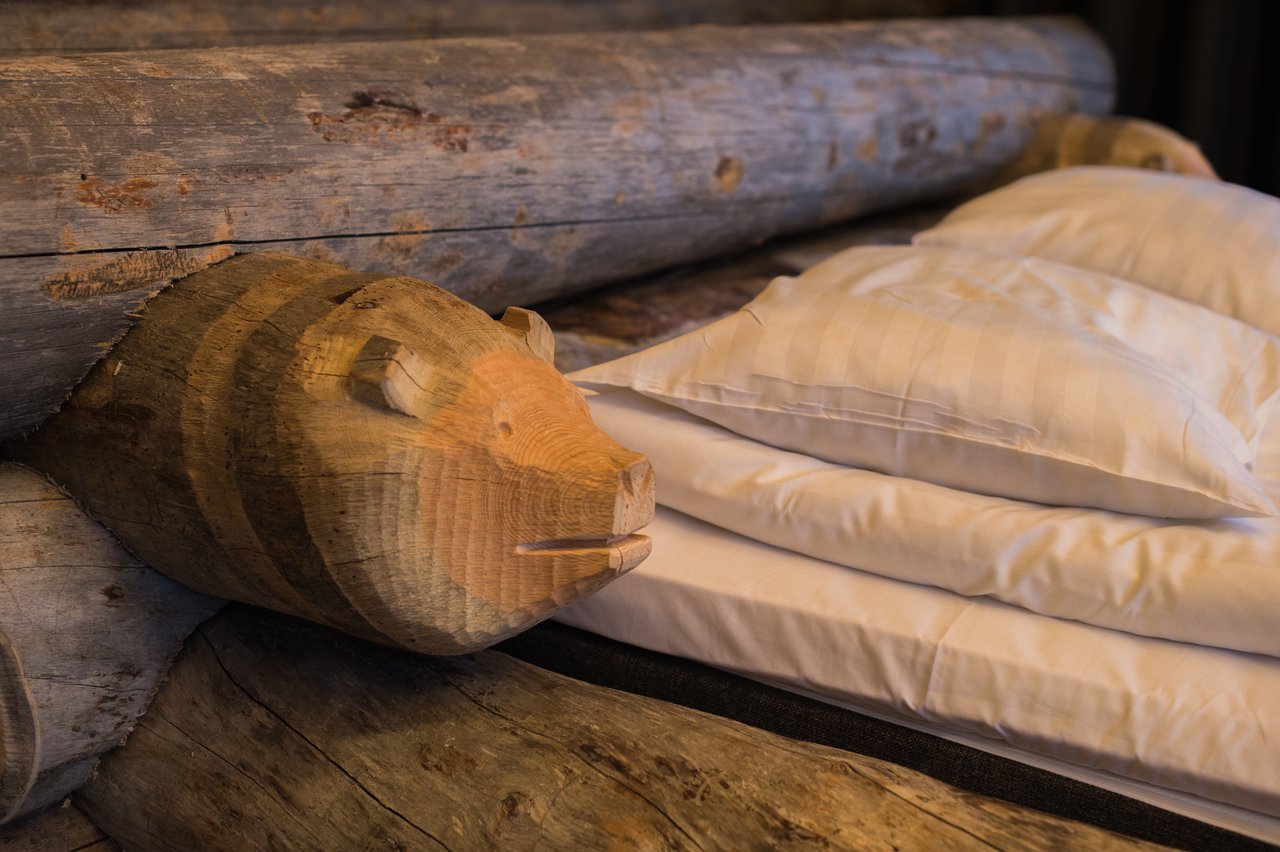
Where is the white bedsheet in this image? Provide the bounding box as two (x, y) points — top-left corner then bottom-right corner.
(556, 507), (1280, 840)
(577, 386), (1280, 659)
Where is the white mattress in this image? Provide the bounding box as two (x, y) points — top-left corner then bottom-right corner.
(557, 508), (1280, 843)
(556, 386), (1280, 843)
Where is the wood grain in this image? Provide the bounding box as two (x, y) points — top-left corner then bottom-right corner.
(0, 463), (221, 824)
(0, 16), (1113, 438)
(78, 605), (1164, 851)
(0, 0), (969, 54)
(0, 803), (117, 852)
(9, 253), (655, 655)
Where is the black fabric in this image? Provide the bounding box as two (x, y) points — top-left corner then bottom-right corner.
(497, 620), (1276, 851)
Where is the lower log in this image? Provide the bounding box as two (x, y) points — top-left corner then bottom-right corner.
(0, 803), (117, 852)
(78, 605), (1159, 851)
(0, 463), (221, 824)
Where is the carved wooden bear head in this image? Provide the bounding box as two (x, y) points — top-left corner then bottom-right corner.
(12, 253), (654, 654)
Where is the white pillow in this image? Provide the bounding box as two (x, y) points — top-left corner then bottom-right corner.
(572, 245), (1280, 519)
(914, 166), (1280, 336)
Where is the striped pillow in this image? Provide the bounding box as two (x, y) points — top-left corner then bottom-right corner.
(914, 166), (1280, 335)
(572, 245), (1280, 519)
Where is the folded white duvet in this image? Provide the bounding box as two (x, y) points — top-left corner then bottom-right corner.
(557, 507), (1280, 826)
(581, 386), (1280, 659)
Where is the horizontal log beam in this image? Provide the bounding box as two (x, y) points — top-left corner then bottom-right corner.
(0, 16), (1113, 438)
(0, 0), (968, 54)
(78, 605), (1160, 850)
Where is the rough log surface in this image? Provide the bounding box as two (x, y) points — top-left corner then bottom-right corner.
(0, 17), (1113, 439)
(79, 605), (1163, 851)
(9, 253), (654, 655)
(0, 463), (221, 823)
(0, 0), (967, 54)
(0, 803), (117, 852)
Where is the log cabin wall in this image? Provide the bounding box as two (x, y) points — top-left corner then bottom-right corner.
(0, 15), (1112, 441)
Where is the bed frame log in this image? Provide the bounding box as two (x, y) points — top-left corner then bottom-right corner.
(0, 463), (220, 825)
(0, 16), (1112, 440)
(8, 253), (655, 656)
(76, 605), (1161, 851)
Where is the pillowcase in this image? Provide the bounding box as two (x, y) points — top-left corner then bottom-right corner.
(572, 245), (1280, 519)
(913, 166), (1280, 336)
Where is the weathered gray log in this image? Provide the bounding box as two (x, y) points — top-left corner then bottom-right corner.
(9, 253), (655, 655)
(78, 605), (1161, 851)
(541, 205), (948, 372)
(0, 0), (967, 54)
(0, 463), (221, 824)
(0, 803), (117, 852)
(0, 17), (1113, 439)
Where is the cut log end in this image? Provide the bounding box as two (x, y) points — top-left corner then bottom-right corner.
(0, 463), (221, 825)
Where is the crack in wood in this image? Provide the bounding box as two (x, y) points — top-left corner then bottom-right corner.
(139, 705), (328, 849)
(438, 667), (707, 851)
(0, 181), (950, 264)
(837, 760), (1003, 851)
(196, 629), (454, 851)
(0, 205), (777, 262)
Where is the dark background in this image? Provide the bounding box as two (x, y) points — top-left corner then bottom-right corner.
(949, 0), (1279, 196)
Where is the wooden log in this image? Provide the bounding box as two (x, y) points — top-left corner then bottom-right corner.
(0, 463), (221, 825)
(0, 0), (969, 54)
(9, 253), (655, 655)
(0, 16), (1113, 439)
(0, 804), (117, 852)
(541, 111), (1213, 373)
(78, 605), (1162, 851)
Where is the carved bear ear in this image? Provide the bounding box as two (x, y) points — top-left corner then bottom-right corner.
(349, 334), (434, 418)
(499, 307), (555, 365)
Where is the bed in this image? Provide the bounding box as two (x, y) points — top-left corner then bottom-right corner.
(507, 166), (1280, 848)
